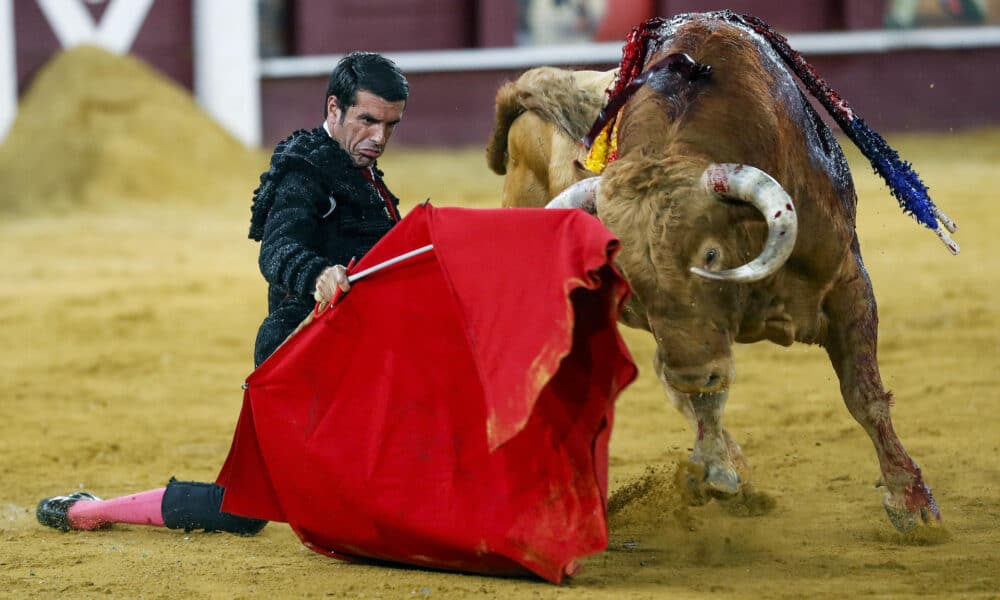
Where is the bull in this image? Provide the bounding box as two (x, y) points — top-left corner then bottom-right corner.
(487, 67), (615, 208)
(486, 11), (959, 533)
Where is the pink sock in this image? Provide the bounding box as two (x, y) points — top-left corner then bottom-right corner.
(67, 488), (166, 530)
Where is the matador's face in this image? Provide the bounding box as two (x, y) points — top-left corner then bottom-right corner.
(325, 90), (405, 168)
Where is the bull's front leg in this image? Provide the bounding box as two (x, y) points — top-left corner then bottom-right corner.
(823, 257), (941, 532)
(655, 350), (750, 501)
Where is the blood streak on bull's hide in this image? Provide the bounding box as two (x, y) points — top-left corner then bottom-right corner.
(649, 12), (855, 206)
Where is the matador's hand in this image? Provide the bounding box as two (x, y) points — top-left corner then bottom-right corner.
(314, 264), (351, 310)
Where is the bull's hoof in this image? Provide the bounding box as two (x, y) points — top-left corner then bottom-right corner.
(684, 459), (741, 504)
(704, 463), (741, 498)
(881, 483), (941, 533)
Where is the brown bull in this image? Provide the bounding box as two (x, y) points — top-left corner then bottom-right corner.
(487, 11), (960, 533)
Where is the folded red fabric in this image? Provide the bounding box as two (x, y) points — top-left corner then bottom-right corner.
(217, 204), (636, 583)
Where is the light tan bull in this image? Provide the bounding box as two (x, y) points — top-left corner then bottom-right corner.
(486, 67), (615, 208)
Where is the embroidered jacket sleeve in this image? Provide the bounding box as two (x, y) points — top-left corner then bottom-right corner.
(257, 171), (331, 300)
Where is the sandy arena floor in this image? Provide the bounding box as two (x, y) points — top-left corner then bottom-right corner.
(1, 132), (998, 599)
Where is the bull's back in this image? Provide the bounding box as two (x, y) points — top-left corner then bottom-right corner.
(660, 18), (858, 255)
(707, 20), (852, 200)
(607, 17), (857, 291)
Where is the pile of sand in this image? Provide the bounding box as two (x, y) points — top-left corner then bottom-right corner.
(0, 45), (265, 214)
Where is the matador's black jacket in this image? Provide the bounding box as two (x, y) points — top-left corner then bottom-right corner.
(249, 126), (400, 366)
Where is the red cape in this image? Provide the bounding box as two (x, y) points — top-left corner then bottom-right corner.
(217, 204), (636, 582)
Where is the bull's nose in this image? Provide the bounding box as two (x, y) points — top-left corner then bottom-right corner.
(705, 372), (724, 388)
(667, 366), (730, 393)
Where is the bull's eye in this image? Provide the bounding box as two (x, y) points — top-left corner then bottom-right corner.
(705, 248), (719, 267)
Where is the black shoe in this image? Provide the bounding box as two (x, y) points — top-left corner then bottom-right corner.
(36, 491), (102, 531)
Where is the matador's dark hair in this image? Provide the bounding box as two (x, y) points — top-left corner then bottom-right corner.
(324, 51), (409, 119)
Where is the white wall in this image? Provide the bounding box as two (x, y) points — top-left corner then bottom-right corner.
(0, 0), (17, 141)
(193, 0), (261, 148)
(1, 0), (262, 148)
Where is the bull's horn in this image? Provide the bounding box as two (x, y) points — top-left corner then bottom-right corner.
(545, 176), (600, 214)
(691, 163), (798, 282)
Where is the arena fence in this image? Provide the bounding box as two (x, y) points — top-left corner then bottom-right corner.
(257, 25), (1000, 146)
(260, 26), (1000, 76)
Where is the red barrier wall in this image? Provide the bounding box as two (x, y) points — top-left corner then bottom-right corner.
(261, 45), (1000, 147)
